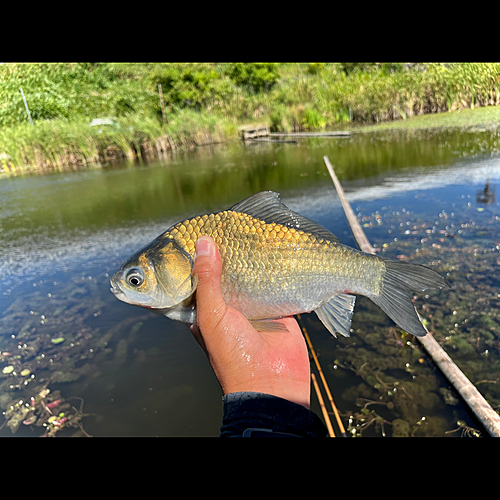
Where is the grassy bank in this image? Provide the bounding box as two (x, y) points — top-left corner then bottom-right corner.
(2, 62), (500, 174)
(356, 103), (500, 133)
(0, 111), (237, 173)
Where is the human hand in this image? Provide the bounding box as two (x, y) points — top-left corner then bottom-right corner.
(189, 236), (311, 409)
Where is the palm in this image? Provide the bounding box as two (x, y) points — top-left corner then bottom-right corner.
(196, 306), (311, 408)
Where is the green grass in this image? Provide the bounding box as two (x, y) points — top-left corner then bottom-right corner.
(2, 63), (500, 174)
(4, 103), (500, 176)
(0, 111), (239, 174)
(355, 104), (500, 132)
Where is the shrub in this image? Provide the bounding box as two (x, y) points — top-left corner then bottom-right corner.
(224, 63), (280, 93)
(148, 63), (234, 113)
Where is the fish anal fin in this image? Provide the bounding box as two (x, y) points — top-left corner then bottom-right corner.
(315, 293), (356, 338)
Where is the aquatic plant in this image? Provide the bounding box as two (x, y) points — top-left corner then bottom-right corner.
(0, 274), (150, 436)
(334, 195), (500, 435)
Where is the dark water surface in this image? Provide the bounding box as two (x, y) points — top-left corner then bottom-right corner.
(1, 129), (500, 436)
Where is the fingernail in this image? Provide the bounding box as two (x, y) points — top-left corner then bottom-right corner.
(195, 236), (214, 258)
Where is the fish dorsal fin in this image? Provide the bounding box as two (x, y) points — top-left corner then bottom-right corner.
(230, 191), (339, 242)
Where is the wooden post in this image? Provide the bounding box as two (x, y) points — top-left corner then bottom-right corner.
(323, 156), (374, 254)
(20, 88), (33, 126)
(323, 155), (500, 437)
(158, 83), (167, 125)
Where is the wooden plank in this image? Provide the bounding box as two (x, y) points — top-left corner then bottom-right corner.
(246, 138), (297, 144)
(239, 125), (270, 140)
(323, 155), (500, 437)
(270, 131), (351, 137)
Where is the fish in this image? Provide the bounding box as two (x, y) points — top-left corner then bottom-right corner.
(110, 191), (450, 337)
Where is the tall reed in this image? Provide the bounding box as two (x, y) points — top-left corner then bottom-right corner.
(0, 111), (237, 173)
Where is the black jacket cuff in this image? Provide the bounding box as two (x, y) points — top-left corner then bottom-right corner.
(220, 391), (328, 437)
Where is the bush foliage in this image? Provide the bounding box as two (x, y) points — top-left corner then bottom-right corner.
(2, 62), (500, 171)
(2, 62), (500, 129)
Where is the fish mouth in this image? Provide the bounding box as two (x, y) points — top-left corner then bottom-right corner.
(110, 278), (126, 300)
(109, 275), (159, 308)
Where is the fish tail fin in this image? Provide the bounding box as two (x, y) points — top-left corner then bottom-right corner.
(369, 260), (450, 337)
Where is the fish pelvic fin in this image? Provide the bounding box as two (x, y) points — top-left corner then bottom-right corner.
(249, 319), (289, 332)
(370, 260), (450, 337)
(315, 293), (356, 338)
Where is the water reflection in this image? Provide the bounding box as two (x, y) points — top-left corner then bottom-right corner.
(1, 129), (499, 436)
(476, 180), (496, 205)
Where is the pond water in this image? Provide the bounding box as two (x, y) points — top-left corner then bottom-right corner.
(1, 128), (500, 436)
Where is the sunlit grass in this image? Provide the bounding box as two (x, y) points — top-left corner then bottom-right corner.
(355, 105), (500, 132)
(0, 111), (238, 173)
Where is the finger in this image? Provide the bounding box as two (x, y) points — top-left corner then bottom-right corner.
(192, 236), (227, 334)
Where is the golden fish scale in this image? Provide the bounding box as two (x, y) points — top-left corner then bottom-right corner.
(168, 210), (325, 259)
(162, 210), (383, 319)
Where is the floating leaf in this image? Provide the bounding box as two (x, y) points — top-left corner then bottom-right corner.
(2, 366), (14, 374)
(23, 415), (37, 425)
(51, 337), (65, 344)
(20, 369), (31, 377)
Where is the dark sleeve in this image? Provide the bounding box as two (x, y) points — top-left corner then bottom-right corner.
(220, 391), (328, 437)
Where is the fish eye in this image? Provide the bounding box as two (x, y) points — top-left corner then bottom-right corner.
(126, 269), (144, 287)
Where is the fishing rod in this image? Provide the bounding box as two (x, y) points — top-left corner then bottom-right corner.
(298, 314), (347, 437)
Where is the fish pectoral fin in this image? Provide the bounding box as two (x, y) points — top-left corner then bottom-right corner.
(315, 293), (356, 338)
(156, 299), (197, 324)
(249, 319), (289, 333)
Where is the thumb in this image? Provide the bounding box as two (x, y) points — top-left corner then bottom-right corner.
(192, 236), (227, 333)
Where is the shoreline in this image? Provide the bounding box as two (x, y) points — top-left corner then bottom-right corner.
(2, 104), (500, 177)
